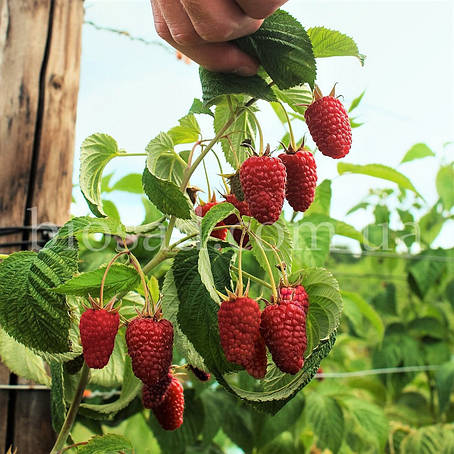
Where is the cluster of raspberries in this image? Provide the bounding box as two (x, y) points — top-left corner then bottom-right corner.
(79, 306), (184, 431)
(218, 284), (310, 378)
(196, 95), (351, 228)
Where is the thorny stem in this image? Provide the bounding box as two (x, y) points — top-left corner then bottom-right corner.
(57, 441), (88, 454)
(231, 265), (272, 289)
(99, 250), (129, 306)
(277, 100), (296, 150)
(50, 363), (90, 454)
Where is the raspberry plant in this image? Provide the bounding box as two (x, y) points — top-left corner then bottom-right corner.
(0, 10), (370, 453)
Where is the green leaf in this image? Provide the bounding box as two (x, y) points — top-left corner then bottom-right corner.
(342, 397), (388, 451)
(90, 332), (128, 387)
(172, 247), (237, 375)
(305, 180), (332, 216)
(57, 216), (126, 239)
(0, 328), (50, 385)
(0, 238), (78, 353)
(436, 164), (454, 210)
(161, 270), (206, 371)
(213, 97), (257, 168)
(142, 167), (191, 219)
(338, 162), (421, 197)
(248, 217), (293, 281)
(400, 426), (448, 454)
(146, 132), (187, 186)
(342, 290), (384, 342)
(77, 434), (133, 454)
(400, 143), (435, 164)
(436, 362), (454, 414)
(50, 361), (66, 433)
(199, 390), (227, 445)
(307, 26), (365, 65)
(80, 355), (141, 416)
(198, 203), (236, 300)
(199, 69), (276, 106)
(200, 203), (236, 247)
(236, 10), (316, 89)
(305, 392), (345, 453)
(348, 90), (365, 112)
(418, 203), (445, 247)
(292, 215), (334, 268)
(80, 134), (125, 216)
(273, 84), (313, 115)
(52, 263), (140, 299)
(189, 98), (214, 117)
(408, 249), (447, 299)
(110, 173), (143, 194)
(291, 268), (343, 354)
(168, 114), (201, 144)
(149, 389), (204, 454)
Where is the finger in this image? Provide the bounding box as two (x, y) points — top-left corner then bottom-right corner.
(180, 0), (262, 42)
(156, 0), (202, 47)
(235, 0), (289, 19)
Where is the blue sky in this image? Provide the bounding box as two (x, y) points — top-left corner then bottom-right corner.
(74, 0), (453, 247)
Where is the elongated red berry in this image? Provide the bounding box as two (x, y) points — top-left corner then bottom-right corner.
(151, 376), (185, 431)
(279, 149), (317, 212)
(142, 373), (172, 408)
(305, 96), (352, 159)
(223, 194), (251, 247)
(260, 302), (307, 374)
(244, 335), (267, 379)
(218, 296), (266, 378)
(279, 284), (309, 313)
(240, 155), (286, 225)
(195, 201), (228, 240)
(80, 308), (119, 369)
(126, 315), (174, 385)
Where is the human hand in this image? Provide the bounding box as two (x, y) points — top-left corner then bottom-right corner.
(151, 0), (288, 76)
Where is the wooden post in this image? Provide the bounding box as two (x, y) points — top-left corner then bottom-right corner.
(0, 0), (84, 452)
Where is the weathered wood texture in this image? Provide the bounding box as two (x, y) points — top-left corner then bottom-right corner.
(0, 0), (84, 452)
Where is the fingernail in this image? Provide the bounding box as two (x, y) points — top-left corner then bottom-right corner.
(234, 66), (258, 77)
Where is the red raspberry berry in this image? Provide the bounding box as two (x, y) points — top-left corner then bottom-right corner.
(279, 149), (317, 212)
(239, 155), (286, 225)
(218, 296), (266, 378)
(195, 202), (228, 240)
(279, 284), (309, 313)
(304, 96), (352, 159)
(223, 193), (251, 247)
(244, 335), (267, 379)
(79, 308), (119, 369)
(142, 373), (172, 408)
(151, 376), (185, 431)
(260, 302), (307, 375)
(188, 365), (211, 382)
(126, 315), (174, 385)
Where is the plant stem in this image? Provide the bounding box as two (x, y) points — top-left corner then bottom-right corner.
(231, 265), (272, 289)
(277, 101), (296, 150)
(116, 153), (147, 157)
(142, 249), (170, 274)
(128, 252), (153, 314)
(246, 107), (264, 155)
(249, 232), (277, 299)
(50, 363), (90, 454)
(125, 217), (165, 234)
(99, 251), (129, 306)
(237, 227), (247, 295)
(202, 158), (211, 200)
